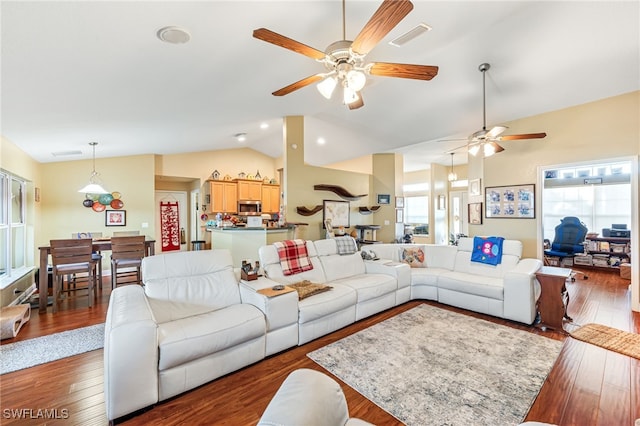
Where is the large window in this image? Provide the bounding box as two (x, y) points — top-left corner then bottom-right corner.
(542, 161), (631, 241)
(404, 195), (429, 235)
(0, 170), (27, 285)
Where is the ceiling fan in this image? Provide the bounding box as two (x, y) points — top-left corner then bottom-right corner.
(452, 63), (547, 157)
(253, 0), (438, 110)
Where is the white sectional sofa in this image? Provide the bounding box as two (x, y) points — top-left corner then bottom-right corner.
(371, 237), (543, 324)
(104, 249), (266, 423)
(104, 237), (542, 422)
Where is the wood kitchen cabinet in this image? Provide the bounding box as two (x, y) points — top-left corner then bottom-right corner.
(261, 184), (280, 214)
(205, 180), (237, 214)
(236, 179), (262, 201)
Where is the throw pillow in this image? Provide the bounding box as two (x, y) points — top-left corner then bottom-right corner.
(273, 239), (314, 276)
(399, 247), (426, 268)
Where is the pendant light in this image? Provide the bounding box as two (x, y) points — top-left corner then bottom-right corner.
(78, 142), (109, 194)
(447, 153), (457, 182)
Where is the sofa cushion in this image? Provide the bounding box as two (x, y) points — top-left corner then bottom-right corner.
(438, 271), (505, 300)
(273, 239), (314, 276)
(157, 303), (265, 371)
(399, 246), (427, 268)
(314, 239), (366, 282)
(410, 267), (449, 286)
(143, 249), (241, 309)
(298, 284), (357, 325)
(333, 273), (397, 302)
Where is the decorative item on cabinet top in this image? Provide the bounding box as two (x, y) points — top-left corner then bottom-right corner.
(296, 205), (323, 216)
(358, 206), (381, 215)
(211, 169), (220, 180)
(313, 184), (366, 201)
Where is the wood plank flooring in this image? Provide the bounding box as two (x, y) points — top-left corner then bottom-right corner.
(0, 268), (638, 425)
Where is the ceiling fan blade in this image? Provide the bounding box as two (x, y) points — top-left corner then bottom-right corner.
(498, 132), (547, 141)
(253, 28), (326, 60)
(369, 62), (439, 80)
(272, 74), (324, 96)
(487, 141), (505, 154)
(486, 126), (507, 139)
(348, 92), (364, 110)
(351, 0), (414, 55)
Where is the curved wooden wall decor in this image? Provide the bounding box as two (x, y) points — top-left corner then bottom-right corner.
(296, 205), (323, 216)
(358, 206), (381, 215)
(313, 184), (367, 201)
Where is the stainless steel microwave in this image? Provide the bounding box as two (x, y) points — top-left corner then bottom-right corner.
(237, 200), (262, 216)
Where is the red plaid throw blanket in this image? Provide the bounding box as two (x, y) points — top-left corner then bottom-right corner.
(273, 239), (314, 276)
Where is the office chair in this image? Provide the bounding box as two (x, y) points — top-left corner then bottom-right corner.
(544, 216), (589, 281)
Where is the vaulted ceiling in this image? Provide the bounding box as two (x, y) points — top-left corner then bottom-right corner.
(2, 1), (638, 172)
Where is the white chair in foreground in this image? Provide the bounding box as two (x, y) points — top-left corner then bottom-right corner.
(258, 368), (373, 426)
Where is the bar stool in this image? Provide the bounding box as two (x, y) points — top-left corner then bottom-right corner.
(110, 236), (146, 289)
(49, 238), (97, 313)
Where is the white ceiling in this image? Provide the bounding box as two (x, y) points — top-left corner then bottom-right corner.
(2, 1), (638, 172)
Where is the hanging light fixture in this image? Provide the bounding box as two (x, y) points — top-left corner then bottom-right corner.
(448, 153), (457, 182)
(78, 142), (108, 194)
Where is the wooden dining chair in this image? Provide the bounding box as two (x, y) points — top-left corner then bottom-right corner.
(72, 232), (104, 290)
(49, 238), (98, 313)
(110, 236), (146, 290)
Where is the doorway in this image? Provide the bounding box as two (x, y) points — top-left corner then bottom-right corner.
(154, 191), (189, 253)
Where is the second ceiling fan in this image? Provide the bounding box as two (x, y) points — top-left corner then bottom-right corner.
(253, 0), (439, 110)
(462, 63), (547, 157)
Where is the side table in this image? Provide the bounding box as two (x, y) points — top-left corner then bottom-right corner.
(535, 266), (573, 331)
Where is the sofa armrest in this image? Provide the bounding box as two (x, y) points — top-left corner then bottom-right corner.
(502, 258), (543, 324)
(364, 259), (411, 289)
(104, 285), (159, 421)
(239, 277), (299, 331)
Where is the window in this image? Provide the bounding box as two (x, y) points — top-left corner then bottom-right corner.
(0, 170), (27, 284)
(542, 161), (631, 241)
(405, 195), (429, 234)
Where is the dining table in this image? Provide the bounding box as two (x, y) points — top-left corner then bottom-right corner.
(37, 236), (155, 313)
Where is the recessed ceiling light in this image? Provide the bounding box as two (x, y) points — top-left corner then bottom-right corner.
(260, 122), (269, 130)
(157, 26), (191, 44)
(317, 137), (326, 145)
(234, 133), (247, 142)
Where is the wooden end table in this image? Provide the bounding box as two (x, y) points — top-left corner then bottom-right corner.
(535, 266), (573, 331)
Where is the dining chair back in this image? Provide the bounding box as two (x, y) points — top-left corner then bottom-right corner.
(110, 236), (146, 289)
(72, 232), (104, 290)
(49, 238), (97, 313)
(113, 231), (140, 237)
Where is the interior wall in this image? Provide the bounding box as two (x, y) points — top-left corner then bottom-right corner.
(282, 116), (375, 242)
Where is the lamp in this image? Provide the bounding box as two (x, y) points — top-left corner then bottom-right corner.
(78, 142), (108, 194)
(448, 153), (457, 182)
(317, 76), (338, 99)
(342, 85), (359, 104)
(468, 143), (481, 157)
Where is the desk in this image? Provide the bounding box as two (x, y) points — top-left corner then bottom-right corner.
(535, 266), (572, 331)
(37, 237), (155, 313)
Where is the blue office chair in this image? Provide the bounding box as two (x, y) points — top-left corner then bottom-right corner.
(544, 216), (589, 281)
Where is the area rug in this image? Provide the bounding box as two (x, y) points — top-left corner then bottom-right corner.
(570, 323), (640, 359)
(0, 323), (104, 374)
(307, 304), (562, 426)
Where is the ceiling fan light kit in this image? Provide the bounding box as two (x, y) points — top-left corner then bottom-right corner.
(253, 0), (439, 110)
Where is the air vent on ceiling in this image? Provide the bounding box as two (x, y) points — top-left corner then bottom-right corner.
(389, 23), (432, 47)
(52, 150), (82, 157)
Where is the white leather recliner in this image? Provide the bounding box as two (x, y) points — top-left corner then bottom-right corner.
(104, 249), (266, 422)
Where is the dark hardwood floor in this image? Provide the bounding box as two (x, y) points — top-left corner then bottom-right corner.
(0, 268), (638, 425)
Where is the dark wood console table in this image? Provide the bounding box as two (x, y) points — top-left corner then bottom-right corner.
(535, 266), (572, 331)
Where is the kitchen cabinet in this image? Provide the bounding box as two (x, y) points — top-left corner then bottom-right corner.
(262, 184), (280, 214)
(205, 180), (237, 214)
(236, 179), (262, 201)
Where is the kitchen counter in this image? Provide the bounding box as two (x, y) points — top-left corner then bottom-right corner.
(207, 226), (295, 267)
